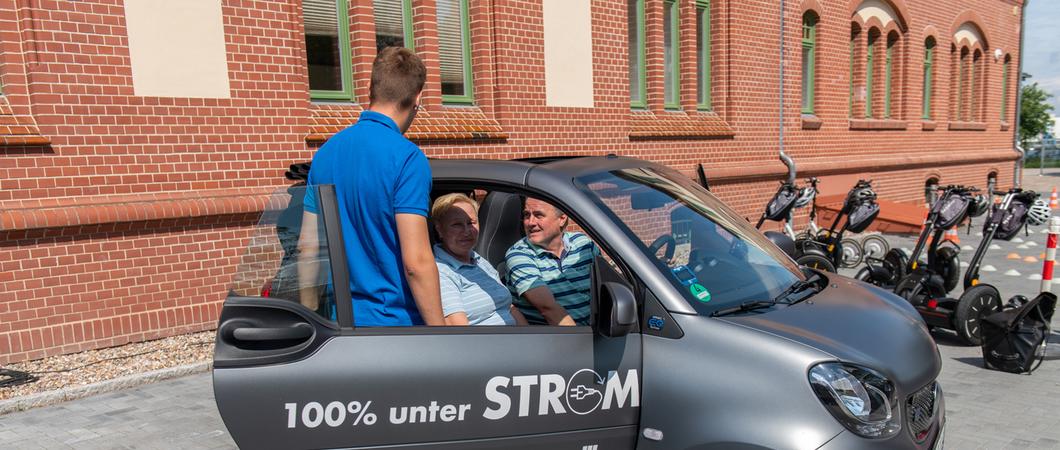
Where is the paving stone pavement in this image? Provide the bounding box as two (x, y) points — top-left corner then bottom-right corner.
(0, 373), (235, 449)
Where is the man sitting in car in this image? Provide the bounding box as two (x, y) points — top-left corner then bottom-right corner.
(504, 198), (597, 326)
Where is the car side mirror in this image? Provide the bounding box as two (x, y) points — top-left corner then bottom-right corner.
(597, 282), (638, 337)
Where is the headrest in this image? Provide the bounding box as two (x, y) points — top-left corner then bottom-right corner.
(475, 192), (525, 267)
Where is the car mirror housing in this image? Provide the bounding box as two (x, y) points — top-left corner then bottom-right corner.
(596, 281), (638, 337)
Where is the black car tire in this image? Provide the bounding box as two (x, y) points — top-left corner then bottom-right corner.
(955, 284), (1002, 346)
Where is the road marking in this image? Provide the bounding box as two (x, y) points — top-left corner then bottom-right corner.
(1030, 274), (1044, 281)
(982, 265), (997, 272)
(1004, 269), (1021, 277)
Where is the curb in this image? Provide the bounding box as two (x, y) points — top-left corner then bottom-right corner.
(0, 361), (212, 416)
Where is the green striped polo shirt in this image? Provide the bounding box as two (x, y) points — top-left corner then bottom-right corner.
(504, 232), (597, 325)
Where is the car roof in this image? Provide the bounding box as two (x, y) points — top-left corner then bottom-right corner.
(429, 155), (658, 187)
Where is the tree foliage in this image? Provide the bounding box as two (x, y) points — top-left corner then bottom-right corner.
(1020, 74), (1055, 147)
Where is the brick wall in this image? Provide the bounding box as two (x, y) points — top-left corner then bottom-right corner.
(0, 0), (1024, 363)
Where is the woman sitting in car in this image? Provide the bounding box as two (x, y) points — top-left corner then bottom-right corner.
(432, 193), (527, 326)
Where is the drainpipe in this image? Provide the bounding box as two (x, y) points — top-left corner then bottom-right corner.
(1012, 0), (1029, 187)
(779, 0), (796, 184)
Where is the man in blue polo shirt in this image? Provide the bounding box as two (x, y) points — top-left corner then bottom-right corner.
(505, 198), (598, 325)
(297, 47), (443, 326)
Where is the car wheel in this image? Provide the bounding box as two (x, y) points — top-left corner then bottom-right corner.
(797, 253), (836, 273)
(955, 285), (1002, 346)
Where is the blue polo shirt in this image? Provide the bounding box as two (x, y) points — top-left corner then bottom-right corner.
(304, 111), (432, 326)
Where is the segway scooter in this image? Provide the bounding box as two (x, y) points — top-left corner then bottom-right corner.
(795, 180), (880, 273)
(856, 185), (985, 291)
(898, 186), (1047, 343)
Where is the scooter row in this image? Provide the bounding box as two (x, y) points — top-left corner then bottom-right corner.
(756, 177), (884, 273)
(856, 185), (1051, 345)
(756, 178), (1051, 345)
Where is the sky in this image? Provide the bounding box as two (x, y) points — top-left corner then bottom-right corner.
(1024, 0), (1060, 129)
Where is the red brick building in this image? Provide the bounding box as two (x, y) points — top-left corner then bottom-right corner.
(0, 0), (1024, 363)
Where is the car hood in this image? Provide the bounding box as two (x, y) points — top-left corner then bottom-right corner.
(722, 275), (941, 391)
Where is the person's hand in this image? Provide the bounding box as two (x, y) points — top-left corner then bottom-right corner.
(558, 315), (576, 326)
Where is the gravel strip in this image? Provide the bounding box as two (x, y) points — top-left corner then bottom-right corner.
(0, 331), (215, 401)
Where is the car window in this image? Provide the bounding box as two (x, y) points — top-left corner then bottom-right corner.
(576, 168), (803, 315)
(227, 184), (337, 324)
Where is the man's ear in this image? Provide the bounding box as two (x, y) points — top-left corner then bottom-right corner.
(414, 91), (424, 108)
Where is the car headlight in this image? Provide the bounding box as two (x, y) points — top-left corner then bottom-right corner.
(809, 363), (901, 439)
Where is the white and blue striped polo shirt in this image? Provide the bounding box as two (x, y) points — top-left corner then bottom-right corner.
(504, 232), (597, 325)
(435, 245), (517, 326)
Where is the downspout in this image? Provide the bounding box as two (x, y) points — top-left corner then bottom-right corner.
(779, 0), (796, 184)
(1012, 0), (1028, 187)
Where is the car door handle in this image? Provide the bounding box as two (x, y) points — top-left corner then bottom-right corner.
(232, 323), (313, 342)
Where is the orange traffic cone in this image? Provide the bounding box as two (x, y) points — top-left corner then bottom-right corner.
(1050, 187), (1058, 210)
(919, 209), (933, 245)
(943, 227), (960, 245)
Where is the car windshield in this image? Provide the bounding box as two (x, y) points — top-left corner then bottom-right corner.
(576, 167), (804, 315)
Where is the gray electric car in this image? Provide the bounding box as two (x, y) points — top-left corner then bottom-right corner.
(213, 156), (944, 449)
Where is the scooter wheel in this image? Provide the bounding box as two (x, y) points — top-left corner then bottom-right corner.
(797, 254), (836, 273)
(883, 249), (909, 284)
(854, 267), (872, 282)
(934, 246), (961, 294)
(840, 238), (864, 268)
(861, 234), (890, 259)
(955, 285), (1002, 346)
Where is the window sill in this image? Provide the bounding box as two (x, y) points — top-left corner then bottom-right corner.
(0, 98), (50, 147)
(921, 120), (936, 131)
(801, 114), (822, 130)
(629, 110), (734, 139)
(305, 103), (507, 144)
(1000, 121), (1010, 131)
(849, 119), (907, 131)
(947, 121), (987, 131)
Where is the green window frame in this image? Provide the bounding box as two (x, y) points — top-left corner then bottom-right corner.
(1000, 57), (1009, 121)
(696, 0), (711, 110)
(801, 12), (817, 114)
(438, 0), (474, 104)
(849, 35), (855, 115)
(629, 0), (646, 108)
(307, 0), (355, 101)
(865, 32), (876, 119)
(921, 38), (934, 119)
(883, 34), (894, 119)
(373, 0), (414, 52)
(663, 0), (680, 110)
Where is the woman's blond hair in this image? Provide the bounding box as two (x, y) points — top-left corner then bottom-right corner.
(431, 193), (479, 220)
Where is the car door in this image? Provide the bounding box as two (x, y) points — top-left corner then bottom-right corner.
(213, 183), (642, 450)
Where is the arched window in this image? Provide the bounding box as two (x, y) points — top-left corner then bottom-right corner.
(865, 28), (880, 118)
(849, 23), (861, 116)
(951, 22), (988, 123)
(922, 37), (935, 119)
(884, 31), (899, 118)
(849, 1), (906, 121)
(801, 11), (819, 114)
(1000, 54), (1011, 122)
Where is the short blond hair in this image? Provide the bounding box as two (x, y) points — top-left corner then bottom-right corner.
(431, 193), (479, 220)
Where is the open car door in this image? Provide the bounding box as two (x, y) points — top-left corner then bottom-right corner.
(213, 184), (642, 449)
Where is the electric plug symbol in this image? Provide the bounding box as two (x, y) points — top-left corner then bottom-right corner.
(569, 384), (600, 400)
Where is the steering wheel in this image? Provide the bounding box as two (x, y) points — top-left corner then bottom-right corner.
(647, 235), (677, 262)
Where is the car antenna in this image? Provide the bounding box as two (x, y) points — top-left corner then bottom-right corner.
(697, 163), (710, 191)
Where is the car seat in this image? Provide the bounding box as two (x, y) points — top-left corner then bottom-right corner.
(475, 191), (526, 270)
